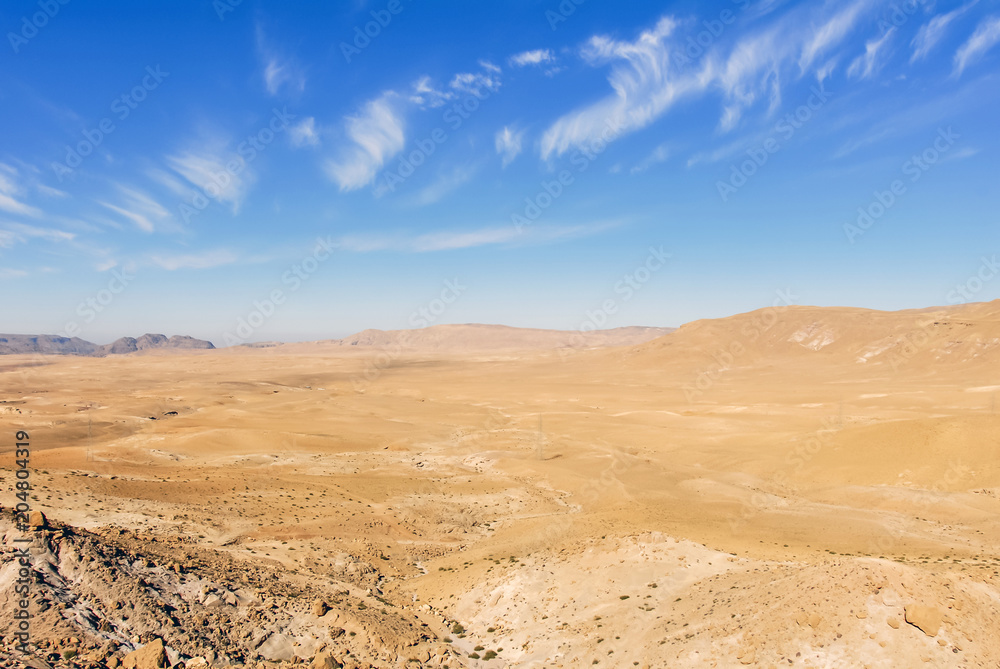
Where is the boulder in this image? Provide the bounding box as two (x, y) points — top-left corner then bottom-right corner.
(311, 651), (342, 669)
(312, 599), (330, 617)
(257, 633), (296, 662)
(28, 510), (47, 530)
(122, 639), (168, 669)
(905, 604), (944, 636)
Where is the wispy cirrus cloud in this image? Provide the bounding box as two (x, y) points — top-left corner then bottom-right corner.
(289, 117), (320, 147)
(848, 28), (895, 80)
(630, 143), (670, 174)
(541, 3), (871, 159)
(256, 23), (306, 96)
(911, 1), (978, 63)
(150, 248), (238, 270)
(98, 185), (169, 233)
(324, 92), (406, 191)
(954, 14), (1000, 76)
(413, 165), (477, 206)
(408, 76), (456, 109)
(495, 126), (524, 167)
(166, 143), (256, 214)
(0, 221), (75, 247)
(333, 220), (619, 253)
(0, 163), (43, 218)
(509, 49), (555, 67)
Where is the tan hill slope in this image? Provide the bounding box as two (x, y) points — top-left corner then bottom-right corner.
(295, 323), (675, 353)
(626, 299), (1000, 373)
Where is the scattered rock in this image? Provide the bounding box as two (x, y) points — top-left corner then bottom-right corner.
(311, 651), (342, 669)
(28, 510), (48, 530)
(122, 638), (168, 669)
(905, 604), (944, 637)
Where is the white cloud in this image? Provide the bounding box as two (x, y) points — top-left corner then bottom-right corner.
(0, 193), (42, 218)
(333, 221), (619, 253)
(409, 76), (456, 108)
(911, 1), (978, 63)
(495, 126), (524, 167)
(324, 93), (406, 192)
(98, 185), (170, 233)
(541, 5), (870, 158)
(414, 166), (476, 206)
(954, 15), (1000, 76)
(479, 60), (502, 74)
(798, 0), (867, 71)
(509, 49), (555, 67)
(0, 221), (75, 254)
(847, 28), (895, 80)
(0, 164), (43, 218)
(35, 183), (68, 198)
(630, 143), (670, 174)
(541, 17), (679, 159)
(290, 117), (320, 147)
(150, 249), (238, 270)
(256, 24), (305, 96)
(166, 145), (255, 214)
(448, 70), (500, 97)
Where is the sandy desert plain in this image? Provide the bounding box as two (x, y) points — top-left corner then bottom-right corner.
(2, 302), (1000, 669)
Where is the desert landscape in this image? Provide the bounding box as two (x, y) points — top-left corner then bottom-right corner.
(3, 301), (999, 668)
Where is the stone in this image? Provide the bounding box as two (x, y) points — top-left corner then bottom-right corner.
(122, 639), (168, 669)
(257, 633), (296, 662)
(905, 604), (944, 637)
(28, 510), (47, 530)
(311, 651), (342, 669)
(312, 599), (330, 617)
(887, 617), (900, 629)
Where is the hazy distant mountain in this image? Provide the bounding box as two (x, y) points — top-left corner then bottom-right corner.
(0, 333), (215, 356)
(291, 323), (677, 353)
(0, 334), (100, 356)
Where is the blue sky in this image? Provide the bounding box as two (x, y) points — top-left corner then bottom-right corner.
(1, 0), (998, 344)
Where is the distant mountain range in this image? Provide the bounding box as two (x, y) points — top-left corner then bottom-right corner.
(0, 333), (215, 356)
(280, 324), (678, 353)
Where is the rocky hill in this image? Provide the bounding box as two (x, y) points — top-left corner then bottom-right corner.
(0, 334), (215, 357)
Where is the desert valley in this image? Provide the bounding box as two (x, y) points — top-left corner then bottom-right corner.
(2, 301), (999, 668)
